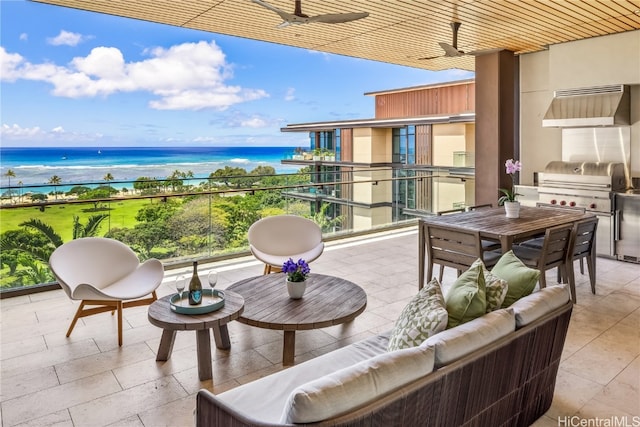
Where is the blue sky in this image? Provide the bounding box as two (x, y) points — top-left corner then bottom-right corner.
(1, 0), (473, 148)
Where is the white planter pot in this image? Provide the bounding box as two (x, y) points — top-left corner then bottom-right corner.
(286, 279), (307, 299)
(504, 201), (521, 218)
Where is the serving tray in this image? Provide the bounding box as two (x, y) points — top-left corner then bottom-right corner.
(170, 289), (225, 315)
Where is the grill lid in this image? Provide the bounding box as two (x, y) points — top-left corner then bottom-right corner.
(544, 161), (624, 176)
(540, 161), (627, 192)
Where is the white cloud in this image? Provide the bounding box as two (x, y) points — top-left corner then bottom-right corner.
(307, 49), (332, 61)
(224, 112), (273, 128)
(1, 123), (103, 143)
(19, 33), (28, 41)
(240, 117), (268, 128)
(1, 40), (269, 111)
(1, 123), (42, 138)
(47, 30), (87, 46)
(284, 87), (295, 101)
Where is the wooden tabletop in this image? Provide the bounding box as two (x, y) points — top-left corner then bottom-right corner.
(226, 273), (367, 331)
(417, 206), (594, 290)
(147, 290), (245, 331)
(419, 205), (592, 249)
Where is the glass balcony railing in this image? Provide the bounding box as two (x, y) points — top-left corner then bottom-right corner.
(0, 167), (476, 293)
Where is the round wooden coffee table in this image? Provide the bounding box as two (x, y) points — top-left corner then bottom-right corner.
(147, 290), (244, 381)
(227, 273), (367, 366)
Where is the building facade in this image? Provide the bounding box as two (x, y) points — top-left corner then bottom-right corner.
(281, 79), (479, 231)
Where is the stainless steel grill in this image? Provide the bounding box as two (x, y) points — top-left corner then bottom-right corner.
(538, 161), (626, 214)
(537, 161), (627, 258)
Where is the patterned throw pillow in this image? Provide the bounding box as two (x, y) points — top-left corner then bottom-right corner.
(387, 278), (448, 351)
(484, 270), (509, 312)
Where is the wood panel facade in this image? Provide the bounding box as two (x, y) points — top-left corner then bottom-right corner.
(340, 128), (353, 162)
(415, 125), (431, 166)
(374, 82), (475, 119)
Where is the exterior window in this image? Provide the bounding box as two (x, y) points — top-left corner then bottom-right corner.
(392, 126), (415, 165)
(335, 129), (341, 160)
(392, 130), (401, 163)
(316, 131), (334, 151)
(309, 132), (315, 151)
(392, 169), (416, 221)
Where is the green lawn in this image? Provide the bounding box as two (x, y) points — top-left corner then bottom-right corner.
(0, 199), (152, 240)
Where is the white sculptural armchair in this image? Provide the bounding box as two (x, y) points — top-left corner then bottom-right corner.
(49, 237), (164, 346)
(248, 215), (324, 274)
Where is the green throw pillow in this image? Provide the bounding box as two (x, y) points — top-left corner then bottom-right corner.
(387, 278), (448, 351)
(484, 270), (509, 312)
(444, 258), (486, 328)
(491, 250), (540, 307)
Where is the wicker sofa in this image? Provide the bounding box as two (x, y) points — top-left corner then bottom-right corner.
(196, 284), (572, 427)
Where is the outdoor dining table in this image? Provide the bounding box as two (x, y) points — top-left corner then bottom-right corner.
(418, 205), (594, 288)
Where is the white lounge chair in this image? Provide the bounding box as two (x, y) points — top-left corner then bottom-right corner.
(248, 215), (324, 274)
(49, 237), (164, 346)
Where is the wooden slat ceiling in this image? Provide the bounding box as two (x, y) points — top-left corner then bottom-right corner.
(31, 0), (640, 72)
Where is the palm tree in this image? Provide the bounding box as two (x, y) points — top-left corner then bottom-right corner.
(72, 214), (108, 239)
(4, 169), (16, 188)
(48, 175), (62, 200)
(103, 173), (114, 183)
(0, 215), (108, 263)
(3, 169), (16, 201)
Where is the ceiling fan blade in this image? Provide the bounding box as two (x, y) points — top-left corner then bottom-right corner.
(439, 42), (465, 57)
(251, 0), (287, 17)
(418, 54), (442, 60)
(309, 12), (369, 24)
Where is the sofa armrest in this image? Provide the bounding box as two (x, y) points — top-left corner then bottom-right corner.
(197, 390), (293, 427)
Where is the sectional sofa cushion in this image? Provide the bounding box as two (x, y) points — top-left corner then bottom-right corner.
(491, 250), (540, 307)
(445, 258), (486, 328)
(387, 278), (448, 350)
(423, 307), (515, 368)
(216, 332), (391, 423)
(509, 284), (570, 327)
(280, 344), (435, 424)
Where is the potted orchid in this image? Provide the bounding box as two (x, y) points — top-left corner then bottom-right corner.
(282, 258), (310, 299)
(498, 159), (522, 218)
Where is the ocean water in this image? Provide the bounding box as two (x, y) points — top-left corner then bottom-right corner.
(0, 146), (300, 191)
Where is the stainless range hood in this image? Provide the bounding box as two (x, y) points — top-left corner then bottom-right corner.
(542, 84), (630, 128)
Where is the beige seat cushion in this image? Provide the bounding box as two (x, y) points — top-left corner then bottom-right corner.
(216, 332), (390, 423)
(424, 308), (515, 368)
(509, 284), (570, 328)
(281, 345), (435, 424)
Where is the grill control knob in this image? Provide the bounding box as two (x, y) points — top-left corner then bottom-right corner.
(590, 203), (596, 209)
(550, 199), (557, 204)
(569, 201), (576, 207)
(560, 200), (566, 206)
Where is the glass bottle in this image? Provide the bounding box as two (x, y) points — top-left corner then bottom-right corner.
(188, 261), (202, 305)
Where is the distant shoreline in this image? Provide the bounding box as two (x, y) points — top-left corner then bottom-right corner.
(1, 146), (301, 188)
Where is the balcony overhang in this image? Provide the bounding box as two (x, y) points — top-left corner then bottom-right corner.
(281, 113), (475, 132)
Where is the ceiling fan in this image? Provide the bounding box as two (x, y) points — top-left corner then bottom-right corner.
(250, 0), (369, 28)
(420, 22), (497, 60)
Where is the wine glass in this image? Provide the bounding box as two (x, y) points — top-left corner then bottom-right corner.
(207, 270), (218, 303)
(175, 275), (185, 306)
